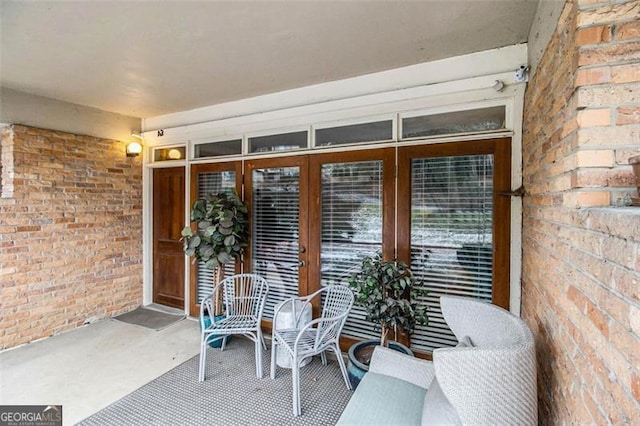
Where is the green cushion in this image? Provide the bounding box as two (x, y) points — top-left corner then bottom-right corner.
(337, 372), (427, 425)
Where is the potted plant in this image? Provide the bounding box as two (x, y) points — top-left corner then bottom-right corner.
(181, 190), (249, 345)
(346, 252), (429, 387)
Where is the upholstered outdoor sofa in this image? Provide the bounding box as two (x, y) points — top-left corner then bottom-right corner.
(337, 296), (537, 425)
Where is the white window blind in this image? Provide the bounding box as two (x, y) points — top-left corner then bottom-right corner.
(251, 167), (300, 320)
(409, 154), (494, 352)
(196, 171), (236, 303)
(320, 161), (383, 341)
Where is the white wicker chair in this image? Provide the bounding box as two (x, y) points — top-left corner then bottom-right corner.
(198, 273), (269, 381)
(337, 295), (537, 425)
(270, 285), (354, 416)
(430, 295), (537, 425)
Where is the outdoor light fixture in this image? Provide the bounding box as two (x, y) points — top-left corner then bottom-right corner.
(126, 141), (143, 157)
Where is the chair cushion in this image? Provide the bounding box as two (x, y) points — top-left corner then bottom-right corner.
(337, 372), (427, 425)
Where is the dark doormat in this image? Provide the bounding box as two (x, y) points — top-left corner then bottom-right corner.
(114, 306), (185, 330)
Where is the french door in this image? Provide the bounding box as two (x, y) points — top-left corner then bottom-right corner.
(188, 162), (243, 315)
(244, 156), (309, 320)
(308, 148), (395, 346)
(397, 138), (511, 353)
(188, 138), (511, 355)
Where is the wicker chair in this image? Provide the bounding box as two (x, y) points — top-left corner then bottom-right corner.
(198, 274), (269, 381)
(270, 285), (354, 416)
(337, 295), (537, 425)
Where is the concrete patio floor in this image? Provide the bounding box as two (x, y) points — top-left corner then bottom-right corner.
(0, 311), (200, 425)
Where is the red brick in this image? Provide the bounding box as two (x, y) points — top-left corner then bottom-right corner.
(586, 300), (610, 337)
(632, 373), (640, 404)
(0, 125), (143, 351)
(577, 108), (611, 126)
(617, 106), (640, 124)
(578, 41), (640, 66)
(15, 225), (41, 232)
(577, 2), (640, 27)
(576, 82), (640, 108)
(577, 126), (639, 148)
(576, 25), (612, 46)
(616, 20), (640, 40)
(571, 168), (637, 188)
(563, 190), (612, 207)
(525, 7), (640, 418)
(576, 149), (616, 168)
(612, 63), (640, 83)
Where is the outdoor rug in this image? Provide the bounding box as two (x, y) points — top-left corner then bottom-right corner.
(77, 338), (352, 425)
(113, 306), (185, 330)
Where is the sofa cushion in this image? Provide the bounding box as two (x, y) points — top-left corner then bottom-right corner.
(337, 372), (427, 425)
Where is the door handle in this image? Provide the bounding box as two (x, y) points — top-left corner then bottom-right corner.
(298, 260), (306, 267)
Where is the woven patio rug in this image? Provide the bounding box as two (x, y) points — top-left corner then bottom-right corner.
(113, 306), (185, 330)
(78, 338), (352, 425)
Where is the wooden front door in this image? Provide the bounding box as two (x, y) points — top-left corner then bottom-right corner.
(153, 167), (185, 308)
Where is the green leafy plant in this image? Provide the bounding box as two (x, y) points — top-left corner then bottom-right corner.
(181, 190), (249, 314)
(348, 253), (428, 347)
(181, 190), (249, 269)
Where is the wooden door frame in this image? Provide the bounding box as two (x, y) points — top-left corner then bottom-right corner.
(188, 161), (243, 317)
(396, 137), (512, 310)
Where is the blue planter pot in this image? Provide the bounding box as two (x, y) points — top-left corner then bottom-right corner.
(202, 314), (231, 348)
(347, 339), (413, 389)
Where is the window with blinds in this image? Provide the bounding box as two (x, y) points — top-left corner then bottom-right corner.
(409, 154), (494, 352)
(195, 171), (237, 303)
(251, 166), (301, 320)
(320, 160), (384, 340)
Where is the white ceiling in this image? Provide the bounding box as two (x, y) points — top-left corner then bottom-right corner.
(1, 1), (540, 119)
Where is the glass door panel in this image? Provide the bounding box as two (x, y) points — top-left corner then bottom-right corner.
(245, 157), (308, 321)
(398, 139), (511, 353)
(189, 162), (242, 316)
(411, 154), (494, 351)
(321, 160), (383, 340)
(308, 149), (395, 342)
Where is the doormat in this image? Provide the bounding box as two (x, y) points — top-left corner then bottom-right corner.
(114, 306), (185, 331)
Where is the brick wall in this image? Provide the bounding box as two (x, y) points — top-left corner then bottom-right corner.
(522, 0), (640, 423)
(0, 125), (143, 350)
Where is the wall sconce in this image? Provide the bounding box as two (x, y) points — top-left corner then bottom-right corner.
(126, 141), (143, 157)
